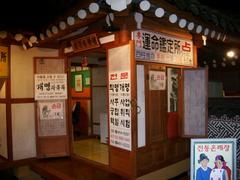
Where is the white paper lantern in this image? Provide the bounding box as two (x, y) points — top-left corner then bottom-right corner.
(111, 0), (127, 11)
(210, 30), (216, 38)
(204, 28), (209, 36)
(67, 16), (75, 26)
(15, 34), (23, 41)
(134, 12), (143, 29)
(155, 7), (165, 18)
(52, 26), (59, 34)
(59, 21), (66, 30)
(169, 14), (178, 23)
(179, 19), (187, 28)
(0, 31), (7, 39)
(221, 62), (226, 67)
(187, 22), (195, 31)
(196, 25), (202, 34)
(39, 33), (45, 40)
(89, 3), (99, 13)
(139, 0), (151, 11)
(29, 35), (38, 43)
(77, 10), (86, 19)
(46, 29), (52, 37)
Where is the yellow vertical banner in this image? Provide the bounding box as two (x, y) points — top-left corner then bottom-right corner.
(0, 46), (9, 78)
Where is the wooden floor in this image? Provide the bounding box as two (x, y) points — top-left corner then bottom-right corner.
(31, 157), (127, 180)
(73, 138), (109, 165)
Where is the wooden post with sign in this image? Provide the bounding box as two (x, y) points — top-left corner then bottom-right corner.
(108, 41), (137, 179)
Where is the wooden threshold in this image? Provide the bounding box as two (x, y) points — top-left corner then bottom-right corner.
(30, 157), (127, 180)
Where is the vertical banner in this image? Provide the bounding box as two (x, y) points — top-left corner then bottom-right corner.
(108, 44), (132, 151)
(0, 46), (9, 78)
(109, 71), (131, 151)
(191, 138), (237, 180)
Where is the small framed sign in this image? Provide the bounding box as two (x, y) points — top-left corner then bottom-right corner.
(75, 74), (83, 92)
(191, 138), (237, 180)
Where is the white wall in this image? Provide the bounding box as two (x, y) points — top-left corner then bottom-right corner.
(12, 103), (35, 160)
(10, 45), (59, 160)
(0, 80), (6, 98)
(0, 104), (8, 158)
(11, 45), (59, 98)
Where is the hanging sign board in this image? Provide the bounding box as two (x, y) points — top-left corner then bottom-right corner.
(0, 46), (9, 78)
(34, 74), (67, 100)
(71, 33), (100, 53)
(132, 30), (193, 66)
(109, 71), (131, 151)
(191, 138), (237, 180)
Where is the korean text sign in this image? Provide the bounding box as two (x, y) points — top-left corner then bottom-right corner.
(109, 71), (131, 151)
(191, 138), (237, 180)
(34, 74), (67, 100)
(132, 30), (193, 66)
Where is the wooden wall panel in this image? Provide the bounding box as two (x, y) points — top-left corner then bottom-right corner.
(34, 57), (70, 158)
(146, 64), (167, 143)
(37, 137), (69, 158)
(137, 139), (189, 176)
(109, 147), (134, 178)
(137, 63), (189, 177)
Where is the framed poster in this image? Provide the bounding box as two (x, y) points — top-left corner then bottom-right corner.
(149, 70), (166, 90)
(191, 138), (237, 180)
(75, 74), (83, 92)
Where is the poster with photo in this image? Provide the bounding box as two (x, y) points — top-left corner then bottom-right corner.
(39, 101), (64, 120)
(191, 138), (237, 180)
(75, 74), (83, 92)
(149, 70), (166, 90)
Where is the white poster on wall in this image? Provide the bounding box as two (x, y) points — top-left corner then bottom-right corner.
(109, 71), (131, 151)
(149, 70), (166, 90)
(34, 74), (67, 100)
(38, 101), (66, 137)
(39, 101), (64, 120)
